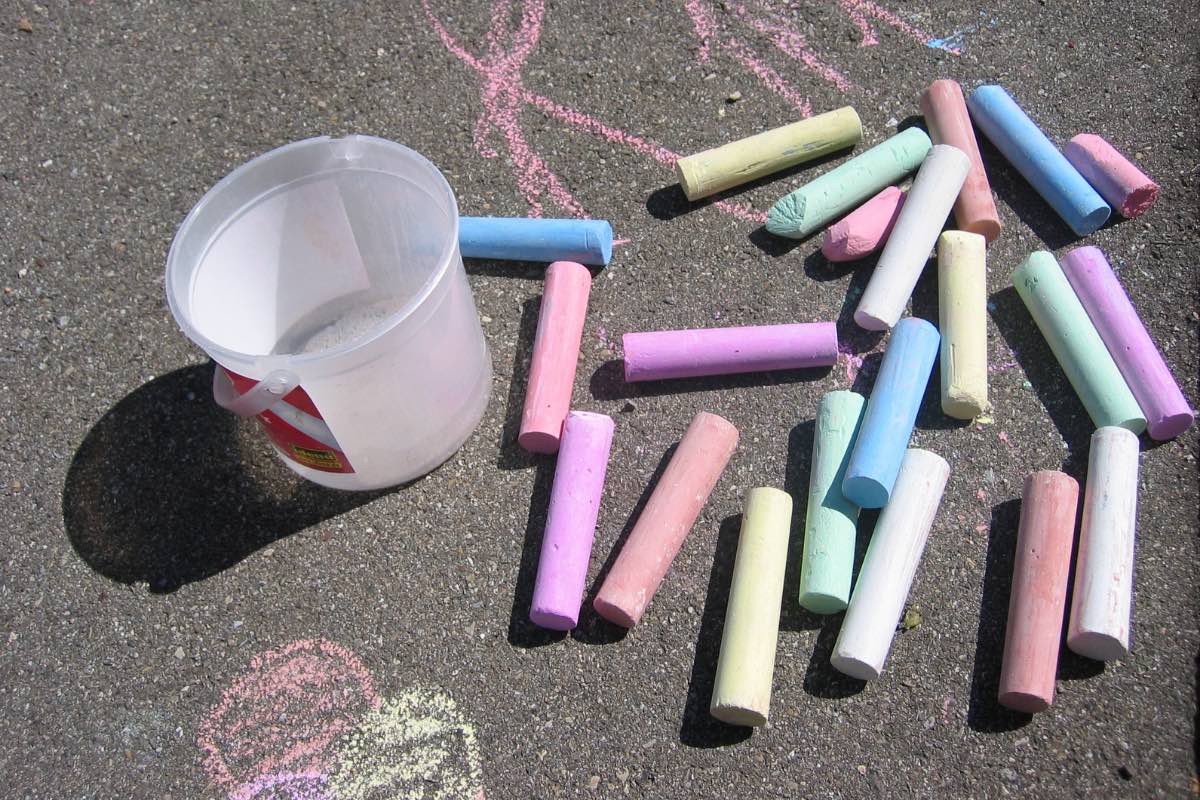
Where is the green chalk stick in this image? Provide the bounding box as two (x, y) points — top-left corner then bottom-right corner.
(799, 390), (867, 614)
(1012, 251), (1146, 434)
(766, 127), (932, 239)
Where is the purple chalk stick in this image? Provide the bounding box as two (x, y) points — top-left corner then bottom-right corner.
(622, 322), (838, 382)
(530, 411), (616, 630)
(1060, 246), (1194, 440)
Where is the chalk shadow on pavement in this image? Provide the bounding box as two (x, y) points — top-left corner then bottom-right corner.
(494, 296), (542, 471)
(62, 364), (393, 593)
(910, 268), (970, 432)
(779, 420), (824, 633)
(507, 456), (567, 648)
(589, 361), (830, 402)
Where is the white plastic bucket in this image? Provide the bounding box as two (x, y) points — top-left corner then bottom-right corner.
(166, 135), (492, 490)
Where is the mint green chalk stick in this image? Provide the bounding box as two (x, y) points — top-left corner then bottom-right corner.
(799, 390), (867, 614)
(1012, 251), (1146, 434)
(766, 127), (932, 239)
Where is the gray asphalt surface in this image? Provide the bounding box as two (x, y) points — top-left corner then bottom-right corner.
(2, 1), (1198, 798)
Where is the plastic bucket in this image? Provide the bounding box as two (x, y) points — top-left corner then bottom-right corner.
(166, 135), (492, 490)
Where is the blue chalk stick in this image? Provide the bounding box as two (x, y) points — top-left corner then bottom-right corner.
(966, 85), (1109, 237)
(458, 217), (613, 265)
(842, 318), (940, 508)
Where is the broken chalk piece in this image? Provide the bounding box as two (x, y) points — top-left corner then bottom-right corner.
(937, 231), (989, 419)
(518, 261), (592, 454)
(459, 217), (613, 266)
(676, 106), (862, 201)
(820, 186), (905, 262)
(594, 411), (739, 628)
(1062, 134), (1159, 219)
(710, 487), (792, 726)
(622, 322), (838, 382)
(766, 127), (932, 240)
(529, 411), (616, 631)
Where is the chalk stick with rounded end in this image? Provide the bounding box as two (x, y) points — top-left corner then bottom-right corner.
(1060, 246), (1193, 440)
(820, 186), (905, 262)
(710, 487), (792, 727)
(937, 231), (989, 419)
(622, 322), (838, 382)
(676, 106), (863, 201)
(766, 127), (932, 240)
(966, 85), (1109, 237)
(1067, 426), (1139, 661)
(519, 261), (592, 453)
(529, 412), (616, 630)
(999, 471), (1079, 713)
(1063, 134), (1159, 219)
(594, 412), (739, 627)
(1012, 251), (1146, 434)
(920, 79), (1002, 243)
(799, 390), (867, 614)
(842, 318), (940, 509)
(855, 145), (971, 331)
(830, 448), (949, 680)
(459, 217), (613, 265)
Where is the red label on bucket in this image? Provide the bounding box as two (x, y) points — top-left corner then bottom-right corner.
(224, 369), (354, 474)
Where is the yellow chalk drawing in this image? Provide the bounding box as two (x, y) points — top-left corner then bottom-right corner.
(328, 688), (485, 800)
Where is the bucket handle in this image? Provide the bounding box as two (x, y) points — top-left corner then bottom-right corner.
(213, 367), (302, 417)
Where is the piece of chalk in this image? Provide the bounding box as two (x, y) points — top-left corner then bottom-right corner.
(919, 79), (1003, 243)
(1060, 246), (1193, 440)
(1067, 426), (1140, 661)
(459, 217), (613, 266)
(842, 318), (940, 509)
(820, 186), (905, 262)
(529, 412), (616, 630)
(710, 487), (792, 726)
(622, 322), (838, 382)
(855, 145), (971, 331)
(594, 412), (739, 627)
(798, 390), (867, 614)
(998, 471), (1079, 713)
(519, 261), (592, 453)
(676, 106), (863, 201)
(830, 448), (949, 680)
(966, 85), (1109, 237)
(1012, 251), (1146, 434)
(1062, 134), (1159, 219)
(766, 127), (932, 240)
(937, 231), (989, 419)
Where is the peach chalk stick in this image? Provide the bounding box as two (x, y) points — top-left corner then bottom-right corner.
(920, 79), (1003, 243)
(1063, 134), (1159, 218)
(594, 412), (739, 627)
(518, 261), (591, 453)
(937, 231), (989, 418)
(1068, 427), (1140, 661)
(820, 187), (906, 262)
(710, 487), (792, 727)
(998, 471), (1079, 713)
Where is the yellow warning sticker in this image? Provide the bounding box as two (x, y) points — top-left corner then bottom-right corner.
(290, 445), (344, 471)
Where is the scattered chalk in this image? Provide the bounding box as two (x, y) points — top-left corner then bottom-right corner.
(1063, 134), (1159, 219)
(820, 186), (905, 262)
(622, 322), (838, 382)
(937, 231), (989, 419)
(459, 217), (613, 265)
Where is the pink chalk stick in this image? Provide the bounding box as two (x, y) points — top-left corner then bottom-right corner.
(1060, 246), (1193, 440)
(519, 261), (592, 453)
(998, 471), (1079, 714)
(821, 187), (905, 262)
(594, 412), (739, 627)
(622, 322), (838, 382)
(1063, 134), (1159, 218)
(530, 411), (616, 630)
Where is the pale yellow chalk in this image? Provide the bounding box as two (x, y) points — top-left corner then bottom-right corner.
(676, 107), (862, 201)
(937, 231), (989, 418)
(710, 487), (792, 727)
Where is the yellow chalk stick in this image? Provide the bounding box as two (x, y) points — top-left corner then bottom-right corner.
(937, 231), (989, 418)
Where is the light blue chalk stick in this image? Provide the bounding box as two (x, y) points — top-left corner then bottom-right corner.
(458, 217), (613, 265)
(842, 318), (940, 508)
(966, 85), (1110, 237)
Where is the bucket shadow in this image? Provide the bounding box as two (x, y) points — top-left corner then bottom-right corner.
(496, 297), (542, 470)
(679, 514), (753, 748)
(61, 364), (392, 592)
(506, 456), (566, 648)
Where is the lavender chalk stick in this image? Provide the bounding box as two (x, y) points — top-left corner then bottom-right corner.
(1060, 246), (1193, 440)
(530, 412), (616, 630)
(622, 322), (838, 382)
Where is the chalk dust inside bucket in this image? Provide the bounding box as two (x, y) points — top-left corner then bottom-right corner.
(166, 136), (492, 491)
